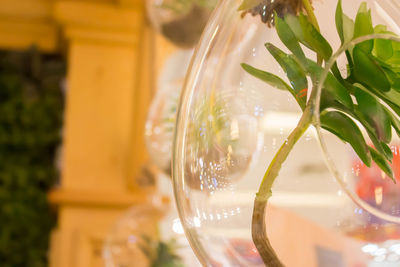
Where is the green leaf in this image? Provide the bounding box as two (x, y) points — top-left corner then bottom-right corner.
(331, 62), (344, 82)
(342, 15), (356, 64)
(356, 83), (400, 117)
(351, 108), (392, 162)
(237, 0), (262, 11)
(285, 14), (304, 40)
(375, 24), (388, 33)
(343, 15), (355, 44)
(241, 63), (293, 91)
(387, 51), (400, 66)
(320, 111), (371, 167)
(306, 60), (353, 108)
(381, 65), (397, 81)
(335, 0), (344, 43)
(321, 94), (393, 163)
(380, 142), (394, 162)
(393, 38), (400, 49)
(365, 124), (392, 162)
(353, 45), (391, 92)
(375, 39), (393, 61)
(354, 88), (392, 143)
(374, 25), (394, 61)
(335, 0), (356, 46)
(275, 14), (307, 67)
(241, 63), (307, 109)
(318, 93), (392, 162)
(379, 65), (400, 92)
(295, 14), (333, 61)
(371, 136), (393, 163)
(265, 43), (308, 106)
(353, 2), (374, 53)
(376, 53), (400, 74)
(383, 90), (400, 113)
(369, 147), (395, 182)
(392, 78), (400, 91)
(384, 106), (400, 138)
(319, 90), (347, 112)
(241, 63), (306, 109)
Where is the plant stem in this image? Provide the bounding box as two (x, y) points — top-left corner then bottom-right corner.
(251, 1), (320, 265)
(252, 104), (313, 266)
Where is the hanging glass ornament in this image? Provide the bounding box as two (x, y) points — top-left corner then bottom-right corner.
(146, 0), (218, 48)
(145, 50), (193, 174)
(103, 200), (189, 267)
(103, 205), (162, 267)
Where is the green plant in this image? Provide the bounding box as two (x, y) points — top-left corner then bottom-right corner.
(240, 0), (400, 265)
(139, 237), (185, 267)
(0, 47), (64, 267)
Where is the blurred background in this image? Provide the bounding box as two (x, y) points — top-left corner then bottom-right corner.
(4, 1), (400, 267)
(0, 0), (215, 266)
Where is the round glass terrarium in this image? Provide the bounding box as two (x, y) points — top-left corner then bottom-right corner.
(172, 0), (400, 266)
(145, 50), (193, 174)
(103, 204), (163, 267)
(146, 0), (217, 48)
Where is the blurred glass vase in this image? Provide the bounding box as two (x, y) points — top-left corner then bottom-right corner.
(145, 50), (193, 174)
(146, 0), (217, 48)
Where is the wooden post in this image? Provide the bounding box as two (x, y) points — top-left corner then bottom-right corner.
(51, 1), (161, 266)
(55, 1), (144, 192)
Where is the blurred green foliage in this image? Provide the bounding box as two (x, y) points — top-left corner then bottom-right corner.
(0, 47), (65, 267)
(140, 236), (185, 267)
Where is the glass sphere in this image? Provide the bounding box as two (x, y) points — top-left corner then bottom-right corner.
(103, 205), (163, 267)
(172, 0), (400, 266)
(146, 0), (217, 48)
(145, 50), (193, 174)
(103, 198), (199, 267)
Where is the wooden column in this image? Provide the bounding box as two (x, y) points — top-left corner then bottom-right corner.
(55, 0), (145, 192)
(50, 1), (160, 267)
